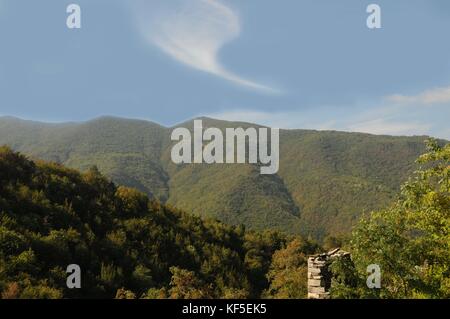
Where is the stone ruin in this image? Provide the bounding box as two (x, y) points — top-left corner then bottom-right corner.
(307, 248), (350, 299)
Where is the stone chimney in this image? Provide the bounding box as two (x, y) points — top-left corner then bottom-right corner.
(307, 248), (350, 299)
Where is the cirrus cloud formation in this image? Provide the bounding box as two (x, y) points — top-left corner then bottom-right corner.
(133, 0), (278, 93)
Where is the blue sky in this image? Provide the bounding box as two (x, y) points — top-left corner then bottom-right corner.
(0, 0), (449, 138)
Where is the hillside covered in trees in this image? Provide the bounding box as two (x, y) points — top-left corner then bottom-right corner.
(0, 146), (318, 299)
(330, 140), (449, 298)
(0, 116), (434, 240)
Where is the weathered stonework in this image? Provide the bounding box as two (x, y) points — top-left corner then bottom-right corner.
(307, 248), (350, 299)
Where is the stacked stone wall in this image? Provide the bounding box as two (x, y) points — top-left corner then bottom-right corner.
(307, 248), (350, 299)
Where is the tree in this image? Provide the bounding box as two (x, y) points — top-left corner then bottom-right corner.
(264, 238), (310, 299)
(0, 147), (299, 299)
(168, 267), (212, 299)
(1, 282), (20, 299)
(115, 288), (136, 299)
(333, 140), (450, 298)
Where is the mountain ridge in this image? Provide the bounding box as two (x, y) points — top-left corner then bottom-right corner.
(2, 115), (436, 138)
(0, 115), (438, 239)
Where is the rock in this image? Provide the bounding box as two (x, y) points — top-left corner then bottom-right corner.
(308, 272), (322, 279)
(327, 248), (341, 255)
(308, 279), (324, 286)
(307, 248), (351, 299)
(308, 286), (326, 294)
(307, 267), (321, 274)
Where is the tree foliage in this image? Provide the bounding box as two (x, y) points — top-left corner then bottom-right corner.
(0, 146), (315, 299)
(0, 116), (430, 240)
(263, 238), (318, 298)
(331, 140), (450, 298)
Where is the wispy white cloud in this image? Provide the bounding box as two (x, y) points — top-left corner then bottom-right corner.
(206, 109), (337, 130)
(386, 86), (450, 105)
(133, 0), (279, 93)
(207, 106), (437, 137)
(207, 82), (450, 139)
(346, 119), (431, 136)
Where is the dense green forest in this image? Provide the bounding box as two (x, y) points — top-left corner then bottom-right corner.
(0, 146), (318, 299)
(330, 140), (449, 298)
(0, 116), (433, 240)
(1, 140), (448, 299)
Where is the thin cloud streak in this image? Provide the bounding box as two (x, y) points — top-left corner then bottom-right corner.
(386, 86), (450, 105)
(207, 109), (338, 130)
(133, 0), (279, 94)
(346, 119), (431, 136)
(207, 84), (450, 139)
(207, 108), (441, 138)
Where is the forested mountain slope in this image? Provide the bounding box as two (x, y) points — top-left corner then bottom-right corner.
(0, 146), (317, 298)
(0, 116), (431, 239)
